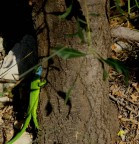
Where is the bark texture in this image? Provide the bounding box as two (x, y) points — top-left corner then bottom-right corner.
(32, 0), (119, 143)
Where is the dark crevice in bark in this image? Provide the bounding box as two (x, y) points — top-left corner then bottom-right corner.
(64, 0), (87, 30)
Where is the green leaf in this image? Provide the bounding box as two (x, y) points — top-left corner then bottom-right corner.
(103, 58), (129, 84)
(65, 87), (72, 104)
(103, 69), (109, 81)
(65, 74), (77, 104)
(64, 32), (79, 38)
(104, 58), (125, 73)
(98, 58), (109, 81)
(90, 13), (100, 17)
(135, 0), (139, 8)
(115, 0), (126, 15)
(64, 17), (86, 42)
(78, 27), (85, 43)
(65, 26), (85, 42)
(52, 47), (86, 59)
(0, 93), (3, 97)
(59, 4), (72, 19)
(76, 20), (85, 42)
(77, 18), (87, 24)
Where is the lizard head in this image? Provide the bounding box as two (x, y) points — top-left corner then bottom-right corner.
(35, 66), (42, 77)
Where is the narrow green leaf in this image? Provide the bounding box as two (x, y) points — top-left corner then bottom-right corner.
(103, 58), (129, 84)
(0, 93), (3, 97)
(135, 0), (139, 8)
(65, 74), (78, 104)
(98, 58), (109, 81)
(104, 58), (124, 73)
(76, 20), (85, 42)
(103, 69), (109, 81)
(115, 0), (125, 15)
(64, 32), (78, 38)
(90, 13), (100, 17)
(77, 18), (87, 24)
(65, 26), (85, 42)
(78, 27), (85, 43)
(52, 47), (86, 59)
(65, 87), (72, 104)
(59, 4), (72, 19)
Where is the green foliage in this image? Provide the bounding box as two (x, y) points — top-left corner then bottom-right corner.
(64, 18), (86, 42)
(76, 17), (88, 42)
(135, 0), (139, 8)
(114, 0), (123, 9)
(99, 58), (109, 81)
(103, 69), (109, 81)
(77, 25), (85, 42)
(90, 13), (100, 17)
(114, 0), (125, 15)
(65, 86), (73, 104)
(77, 18), (87, 24)
(52, 46), (86, 59)
(59, 3), (72, 19)
(114, 0), (139, 17)
(65, 24), (85, 42)
(102, 58), (129, 83)
(65, 32), (79, 38)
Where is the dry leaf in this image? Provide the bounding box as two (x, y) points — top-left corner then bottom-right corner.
(130, 93), (139, 102)
(132, 83), (139, 92)
(119, 141), (127, 144)
(120, 118), (138, 124)
(110, 84), (124, 97)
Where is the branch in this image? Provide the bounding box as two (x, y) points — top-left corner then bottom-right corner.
(111, 26), (139, 42)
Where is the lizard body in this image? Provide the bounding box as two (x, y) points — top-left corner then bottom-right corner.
(7, 66), (46, 144)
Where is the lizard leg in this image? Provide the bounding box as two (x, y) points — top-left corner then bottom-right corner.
(38, 80), (46, 87)
(32, 96), (39, 129)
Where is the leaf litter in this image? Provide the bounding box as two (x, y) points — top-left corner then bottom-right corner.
(109, 42), (139, 143)
(110, 1), (139, 143)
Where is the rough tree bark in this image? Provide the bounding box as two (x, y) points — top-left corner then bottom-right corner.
(32, 0), (119, 143)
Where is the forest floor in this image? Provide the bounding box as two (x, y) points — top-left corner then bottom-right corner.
(110, 1), (139, 143)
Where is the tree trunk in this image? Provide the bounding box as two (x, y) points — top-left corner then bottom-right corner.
(32, 0), (119, 143)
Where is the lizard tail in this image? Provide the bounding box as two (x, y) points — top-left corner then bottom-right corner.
(32, 97), (39, 129)
(6, 114), (31, 144)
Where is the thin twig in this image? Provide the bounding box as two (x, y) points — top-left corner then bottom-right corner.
(109, 94), (137, 114)
(0, 78), (17, 83)
(19, 47), (66, 79)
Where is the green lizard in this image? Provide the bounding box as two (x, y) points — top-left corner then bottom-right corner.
(7, 66), (46, 144)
